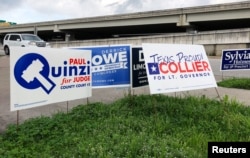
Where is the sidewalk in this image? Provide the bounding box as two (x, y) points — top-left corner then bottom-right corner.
(174, 86), (250, 106)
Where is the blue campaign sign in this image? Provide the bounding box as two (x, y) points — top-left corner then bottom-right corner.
(221, 49), (250, 70)
(72, 45), (131, 88)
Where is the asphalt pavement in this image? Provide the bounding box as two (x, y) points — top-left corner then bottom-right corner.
(1, 49), (250, 133)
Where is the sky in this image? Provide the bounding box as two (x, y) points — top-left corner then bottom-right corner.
(0, 0), (248, 24)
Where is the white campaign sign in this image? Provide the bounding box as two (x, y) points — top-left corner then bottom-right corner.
(142, 43), (217, 94)
(10, 47), (92, 111)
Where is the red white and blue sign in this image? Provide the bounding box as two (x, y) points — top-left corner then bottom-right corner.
(10, 47), (92, 111)
(221, 49), (250, 70)
(142, 43), (217, 94)
(70, 45), (131, 88)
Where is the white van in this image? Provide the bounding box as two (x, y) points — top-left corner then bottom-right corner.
(3, 33), (50, 55)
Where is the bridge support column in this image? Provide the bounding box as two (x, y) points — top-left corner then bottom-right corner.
(65, 33), (75, 42)
(177, 14), (198, 38)
(54, 24), (60, 32)
(177, 14), (190, 27)
(34, 26), (37, 35)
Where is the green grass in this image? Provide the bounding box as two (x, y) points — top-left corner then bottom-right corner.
(0, 94), (250, 157)
(217, 77), (250, 90)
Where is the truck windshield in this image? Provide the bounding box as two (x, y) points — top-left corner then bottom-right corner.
(22, 35), (41, 41)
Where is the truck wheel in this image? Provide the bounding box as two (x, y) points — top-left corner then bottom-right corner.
(4, 46), (9, 55)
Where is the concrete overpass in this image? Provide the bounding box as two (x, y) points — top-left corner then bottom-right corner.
(0, 1), (250, 56)
(0, 1), (250, 40)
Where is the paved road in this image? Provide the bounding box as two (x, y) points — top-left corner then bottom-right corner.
(1, 51), (250, 132)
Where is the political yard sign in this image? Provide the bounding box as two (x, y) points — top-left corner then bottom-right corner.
(132, 47), (148, 88)
(142, 43), (217, 94)
(70, 45), (131, 88)
(221, 49), (250, 70)
(10, 47), (92, 111)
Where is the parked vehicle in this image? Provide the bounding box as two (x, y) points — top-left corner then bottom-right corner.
(3, 33), (50, 55)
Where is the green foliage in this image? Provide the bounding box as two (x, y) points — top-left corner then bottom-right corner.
(0, 95), (250, 157)
(217, 77), (250, 90)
